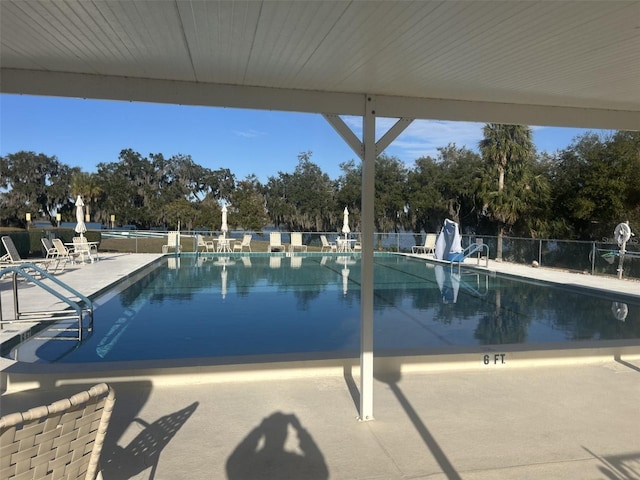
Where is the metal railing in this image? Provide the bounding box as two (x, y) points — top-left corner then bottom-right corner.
(97, 229), (640, 280)
(0, 263), (94, 340)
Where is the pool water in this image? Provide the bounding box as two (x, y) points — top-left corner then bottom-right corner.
(12, 254), (640, 363)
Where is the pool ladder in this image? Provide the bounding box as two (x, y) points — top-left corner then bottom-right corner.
(0, 263), (93, 342)
(451, 242), (490, 273)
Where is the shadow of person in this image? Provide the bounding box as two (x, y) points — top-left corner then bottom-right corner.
(102, 401), (199, 480)
(226, 411), (329, 480)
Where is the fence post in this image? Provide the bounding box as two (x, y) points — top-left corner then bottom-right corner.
(538, 239), (542, 265)
(591, 241), (596, 275)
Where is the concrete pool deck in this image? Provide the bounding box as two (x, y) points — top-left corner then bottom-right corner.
(1, 253), (639, 479)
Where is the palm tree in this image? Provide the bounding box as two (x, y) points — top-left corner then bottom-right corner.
(71, 171), (103, 221)
(479, 124), (534, 260)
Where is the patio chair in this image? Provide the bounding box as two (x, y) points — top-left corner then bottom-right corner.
(52, 238), (81, 264)
(353, 234), (362, 252)
(268, 232), (285, 253)
(1, 235), (60, 272)
(412, 233), (437, 255)
(0, 382), (116, 480)
(73, 236), (99, 263)
(163, 231), (182, 254)
(196, 234), (215, 253)
(320, 235), (337, 252)
(289, 232), (307, 253)
(233, 234), (252, 252)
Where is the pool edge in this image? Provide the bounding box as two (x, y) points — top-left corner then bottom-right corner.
(3, 341), (640, 394)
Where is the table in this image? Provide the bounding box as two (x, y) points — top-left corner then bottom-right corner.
(337, 238), (356, 252)
(65, 241), (99, 263)
(216, 237), (232, 253)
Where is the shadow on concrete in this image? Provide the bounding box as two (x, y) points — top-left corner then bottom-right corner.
(375, 368), (462, 480)
(583, 446), (640, 479)
(343, 364), (360, 415)
(102, 400), (198, 480)
(226, 411), (329, 480)
(614, 354), (640, 374)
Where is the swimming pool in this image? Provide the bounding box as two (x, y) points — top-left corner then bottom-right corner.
(8, 254), (640, 363)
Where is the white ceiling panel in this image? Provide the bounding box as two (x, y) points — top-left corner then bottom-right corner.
(1, 0), (638, 129)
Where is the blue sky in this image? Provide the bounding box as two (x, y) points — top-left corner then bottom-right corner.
(1, 94), (608, 183)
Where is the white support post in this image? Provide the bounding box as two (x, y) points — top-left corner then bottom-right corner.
(359, 95), (376, 421)
(322, 101), (413, 422)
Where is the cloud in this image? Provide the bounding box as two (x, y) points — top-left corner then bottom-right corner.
(341, 117), (484, 163)
(233, 129), (264, 139)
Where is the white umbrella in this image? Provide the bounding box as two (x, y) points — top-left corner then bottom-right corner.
(221, 205), (228, 238)
(342, 207), (350, 239)
(74, 195), (87, 238)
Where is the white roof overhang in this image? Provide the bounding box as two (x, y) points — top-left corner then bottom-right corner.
(1, 0), (639, 130)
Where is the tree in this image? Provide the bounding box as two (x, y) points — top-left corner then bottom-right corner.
(374, 154), (408, 232)
(548, 131), (640, 239)
(0, 151), (74, 226)
(335, 160), (362, 231)
(479, 124), (535, 260)
(406, 156), (444, 233)
(433, 144), (484, 231)
(264, 152), (336, 231)
(229, 175), (269, 232)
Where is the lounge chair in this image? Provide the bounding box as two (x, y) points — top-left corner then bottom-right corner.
(320, 235), (337, 252)
(233, 234), (252, 252)
(0, 383), (115, 480)
(412, 233), (437, 255)
(289, 232), (307, 253)
(41, 237), (58, 259)
(1, 235), (60, 272)
(196, 234), (215, 252)
(268, 232), (285, 252)
(163, 231), (182, 253)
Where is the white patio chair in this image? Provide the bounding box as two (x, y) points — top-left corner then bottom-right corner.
(0, 383), (115, 480)
(163, 231), (182, 253)
(289, 232), (307, 253)
(320, 235), (337, 252)
(197, 234), (215, 252)
(233, 234), (252, 252)
(412, 233), (437, 255)
(268, 232), (285, 252)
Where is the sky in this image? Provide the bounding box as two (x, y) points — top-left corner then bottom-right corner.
(1, 94), (609, 183)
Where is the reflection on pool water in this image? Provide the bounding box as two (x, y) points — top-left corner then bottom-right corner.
(9, 254), (640, 363)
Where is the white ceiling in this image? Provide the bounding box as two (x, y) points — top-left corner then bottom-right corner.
(1, 0), (639, 129)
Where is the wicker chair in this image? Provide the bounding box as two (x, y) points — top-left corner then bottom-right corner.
(0, 383), (116, 480)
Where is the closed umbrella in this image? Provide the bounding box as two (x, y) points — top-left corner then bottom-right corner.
(342, 207), (350, 239)
(221, 205), (228, 238)
(75, 195), (87, 238)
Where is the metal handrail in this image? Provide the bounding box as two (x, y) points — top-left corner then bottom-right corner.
(451, 242), (490, 273)
(0, 263), (93, 340)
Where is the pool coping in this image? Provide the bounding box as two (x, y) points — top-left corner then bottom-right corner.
(3, 339), (640, 393)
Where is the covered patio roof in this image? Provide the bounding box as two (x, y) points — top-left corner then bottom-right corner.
(1, 0), (639, 129)
(1, 0), (638, 421)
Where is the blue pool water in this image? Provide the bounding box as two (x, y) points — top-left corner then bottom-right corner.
(11, 254), (640, 363)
